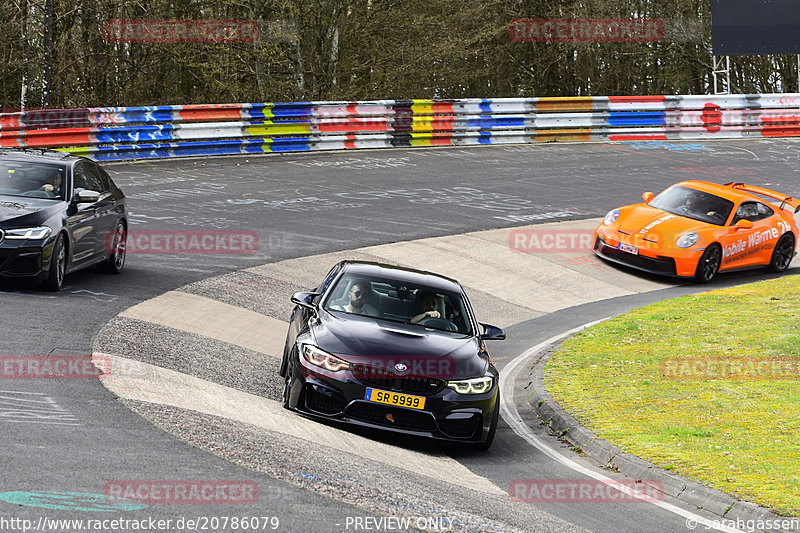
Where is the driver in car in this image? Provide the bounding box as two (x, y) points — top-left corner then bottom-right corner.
(676, 193), (718, 220)
(410, 290), (440, 324)
(39, 168), (64, 196)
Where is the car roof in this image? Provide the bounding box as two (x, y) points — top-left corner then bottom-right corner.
(0, 148), (79, 165)
(674, 180), (761, 204)
(339, 261), (464, 292)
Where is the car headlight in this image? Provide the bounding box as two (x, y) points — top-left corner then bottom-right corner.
(603, 209), (620, 226)
(446, 376), (493, 395)
(302, 345), (350, 372)
(676, 232), (698, 248)
(3, 226), (52, 240)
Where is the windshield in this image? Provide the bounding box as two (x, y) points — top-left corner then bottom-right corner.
(0, 161), (67, 200)
(648, 185), (734, 226)
(324, 273), (474, 335)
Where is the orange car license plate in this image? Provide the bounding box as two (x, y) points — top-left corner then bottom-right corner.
(365, 388), (425, 410)
(618, 243), (639, 255)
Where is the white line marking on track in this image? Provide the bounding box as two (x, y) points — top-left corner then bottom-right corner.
(499, 319), (744, 533)
(0, 391), (80, 426)
(6, 420), (82, 426)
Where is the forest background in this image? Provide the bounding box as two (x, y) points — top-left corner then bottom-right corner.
(2, 0), (797, 109)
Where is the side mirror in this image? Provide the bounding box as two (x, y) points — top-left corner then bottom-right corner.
(642, 192), (654, 203)
(479, 323), (506, 341)
(291, 291), (320, 311)
(734, 219), (754, 230)
(75, 189), (100, 203)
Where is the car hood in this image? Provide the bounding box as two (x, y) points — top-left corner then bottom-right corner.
(616, 204), (709, 245)
(0, 195), (61, 227)
(311, 310), (488, 380)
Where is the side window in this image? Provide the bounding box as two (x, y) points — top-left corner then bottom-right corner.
(72, 163), (92, 193)
(731, 202), (759, 224)
(85, 163), (109, 193)
(757, 202), (774, 220)
(96, 166), (115, 192)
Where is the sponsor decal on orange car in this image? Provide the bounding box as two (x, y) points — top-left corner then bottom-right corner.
(637, 214), (675, 237)
(722, 224), (789, 262)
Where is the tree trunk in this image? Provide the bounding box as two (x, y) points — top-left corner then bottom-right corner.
(288, 15), (305, 99)
(20, 0), (28, 110)
(255, 15), (266, 100)
(326, 2), (343, 91)
(42, 0), (53, 107)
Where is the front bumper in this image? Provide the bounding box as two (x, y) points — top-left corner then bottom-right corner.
(0, 238), (52, 280)
(286, 358), (498, 444)
(593, 235), (678, 276)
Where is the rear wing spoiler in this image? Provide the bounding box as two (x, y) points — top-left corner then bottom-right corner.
(725, 183), (800, 213)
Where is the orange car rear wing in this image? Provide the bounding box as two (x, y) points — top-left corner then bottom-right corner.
(725, 183), (800, 213)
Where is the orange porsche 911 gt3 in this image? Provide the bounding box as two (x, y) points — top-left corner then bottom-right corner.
(593, 181), (800, 282)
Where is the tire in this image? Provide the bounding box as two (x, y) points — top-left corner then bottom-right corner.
(282, 359), (294, 409)
(694, 243), (721, 283)
(42, 233), (66, 292)
(279, 331), (293, 378)
(278, 350), (288, 379)
(100, 221), (126, 274)
(768, 233), (795, 273)
(473, 392), (500, 451)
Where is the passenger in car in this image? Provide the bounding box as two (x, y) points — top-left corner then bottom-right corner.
(329, 281), (378, 315)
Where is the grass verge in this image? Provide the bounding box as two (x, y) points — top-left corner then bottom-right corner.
(545, 275), (800, 516)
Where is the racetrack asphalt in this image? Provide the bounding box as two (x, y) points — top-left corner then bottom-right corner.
(93, 224), (796, 533)
(3, 139), (800, 532)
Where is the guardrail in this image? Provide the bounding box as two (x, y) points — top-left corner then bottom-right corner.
(2, 94), (800, 161)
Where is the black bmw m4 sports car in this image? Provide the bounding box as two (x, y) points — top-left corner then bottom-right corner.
(0, 149), (128, 291)
(280, 261), (506, 449)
